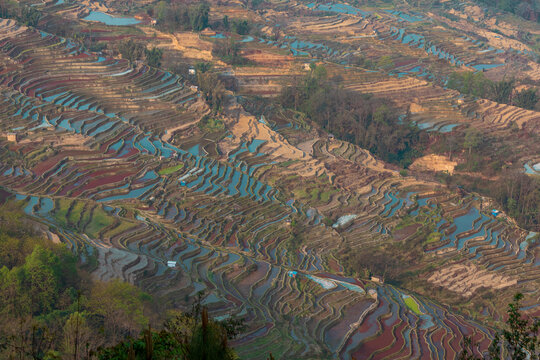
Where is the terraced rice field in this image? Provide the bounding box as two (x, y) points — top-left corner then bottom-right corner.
(1, 0), (539, 357)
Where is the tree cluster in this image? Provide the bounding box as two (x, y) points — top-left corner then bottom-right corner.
(99, 296), (244, 360)
(0, 1), (41, 27)
(117, 40), (163, 68)
(447, 71), (539, 110)
(231, 19), (251, 35)
(279, 64), (428, 167)
(118, 39), (145, 63)
(196, 71), (227, 112)
(475, 0), (539, 22)
(495, 171), (540, 230)
(0, 203), (244, 359)
(433, 128), (540, 231)
(459, 293), (539, 360)
(145, 47), (163, 68)
(211, 39), (251, 66)
(153, 1), (209, 33)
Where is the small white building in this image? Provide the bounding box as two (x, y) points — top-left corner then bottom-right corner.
(167, 260), (177, 268)
(188, 67), (196, 75)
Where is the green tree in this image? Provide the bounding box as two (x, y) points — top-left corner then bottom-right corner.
(0, 204), (46, 268)
(464, 128), (482, 156)
(513, 88), (538, 110)
(231, 19), (250, 35)
(189, 3), (209, 32)
(155, 0), (167, 22)
(311, 64), (327, 82)
(24, 246), (59, 314)
(489, 293), (540, 360)
(98, 297), (244, 360)
(197, 71), (227, 111)
(118, 39), (145, 63)
(19, 6), (40, 27)
(212, 39), (249, 65)
(89, 280), (150, 343)
(459, 293), (540, 360)
(145, 47), (163, 67)
(0, 0), (14, 18)
(184, 308), (238, 360)
(373, 104), (391, 124)
(490, 79), (514, 104)
(448, 71), (490, 98)
(63, 312), (92, 359)
(195, 62), (212, 73)
(0, 244), (76, 316)
(279, 67), (427, 167)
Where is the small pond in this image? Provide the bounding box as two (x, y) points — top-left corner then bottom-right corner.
(83, 11), (140, 26)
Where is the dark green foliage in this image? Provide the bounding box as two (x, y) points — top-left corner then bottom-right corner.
(96, 327), (184, 360)
(195, 62), (212, 73)
(475, 0), (538, 21)
(19, 5), (40, 27)
(513, 88), (539, 110)
(447, 72), (491, 98)
(145, 47), (163, 67)
(496, 173), (540, 231)
(490, 80), (514, 104)
(155, 1), (209, 33)
(231, 19), (250, 35)
(0, 203), (50, 269)
(197, 72), (226, 111)
(459, 293), (540, 360)
(0, 0), (15, 18)
(97, 295), (244, 360)
(198, 115), (225, 132)
(249, 0), (264, 9)
(489, 293), (540, 360)
(0, 205), (155, 359)
(340, 241), (419, 283)
(280, 65), (427, 167)
(189, 3), (210, 32)
(184, 310), (238, 360)
(448, 71), (538, 110)
(0, 206), (78, 316)
(212, 39), (250, 66)
(0, 0), (50, 27)
(463, 128), (483, 156)
(118, 39), (145, 63)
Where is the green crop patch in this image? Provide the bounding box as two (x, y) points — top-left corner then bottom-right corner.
(159, 163), (184, 175)
(86, 206), (115, 238)
(426, 232), (442, 244)
(403, 295), (422, 315)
